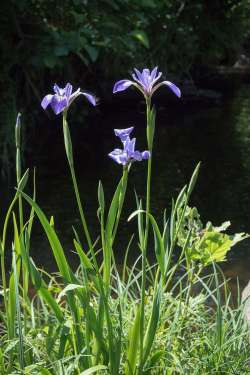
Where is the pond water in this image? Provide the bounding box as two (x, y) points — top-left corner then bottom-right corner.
(3, 84), (250, 292)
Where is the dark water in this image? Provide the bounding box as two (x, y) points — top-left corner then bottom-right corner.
(3, 84), (250, 290)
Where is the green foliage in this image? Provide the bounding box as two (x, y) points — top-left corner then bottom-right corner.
(1, 161), (248, 374)
(177, 205), (249, 266)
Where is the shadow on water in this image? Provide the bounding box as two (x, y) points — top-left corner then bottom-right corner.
(2, 84), (250, 293)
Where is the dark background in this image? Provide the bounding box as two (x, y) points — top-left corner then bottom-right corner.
(1, 0), (250, 178)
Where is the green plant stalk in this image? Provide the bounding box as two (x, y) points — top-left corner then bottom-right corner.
(12, 250), (24, 370)
(62, 112), (96, 265)
(139, 97), (153, 374)
(0, 195), (17, 337)
(109, 167), (128, 287)
(112, 166), (128, 243)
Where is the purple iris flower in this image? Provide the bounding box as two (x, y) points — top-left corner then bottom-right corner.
(109, 128), (150, 166)
(41, 83), (96, 115)
(113, 67), (181, 99)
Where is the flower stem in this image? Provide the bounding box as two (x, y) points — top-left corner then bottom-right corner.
(62, 112), (95, 260)
(112, 166), (128, 243)
(139, 97), (153, 373)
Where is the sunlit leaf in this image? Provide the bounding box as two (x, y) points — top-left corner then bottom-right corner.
(131, 30), (150, 49)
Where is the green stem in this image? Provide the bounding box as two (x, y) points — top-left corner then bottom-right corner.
(139, 97), (153, 374)
(62, 112), (95, 261)
(112, 166), (128, 243)
(104, 167), (128, 292)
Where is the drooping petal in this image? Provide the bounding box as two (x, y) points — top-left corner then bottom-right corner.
(41, 94), (53, 110)
(119, 153), (129, 165)
(50, 95), (68, 115)
(113, 80), (133, 93)
(132, 150), (143, 161)
(141, 151), (151, 160)
(68, 88), (81, 105)
(161, 81), (181, 98)
(82, 92), (97, 106)
(108, 149), (128, 165)
(114, 127), (134, 141)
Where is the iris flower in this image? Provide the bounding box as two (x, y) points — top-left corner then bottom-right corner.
(109, 127), (150, 166)
(41, 83), (96, 115)
(113, 67), (181, 99)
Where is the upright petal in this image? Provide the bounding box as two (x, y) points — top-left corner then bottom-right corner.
(133, 68), (143, 82)
(150, 67), (159, 80)
(53, 84), (64, 96)
(41, 94), (53, 110)
(113, 80), (133, 93)
(82, 92), (97, 106)
(124, 138), (136, 155)
(65, 83), (73, 100)
(162, 81), (181, 98)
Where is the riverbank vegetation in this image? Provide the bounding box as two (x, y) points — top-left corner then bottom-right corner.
(0, 70), (250, 374)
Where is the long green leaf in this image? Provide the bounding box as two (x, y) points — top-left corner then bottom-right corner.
(106, 176), (123, 239)
(80, 365), (107, 375)
(19, 191), (72, 282)
(142, 284), (162, 366)
(125, 304), (141, 375)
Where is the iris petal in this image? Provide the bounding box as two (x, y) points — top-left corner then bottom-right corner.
(108, 149), (128, 165)
(114, 127), (134, 141)
(150, 67), (158, 80)
(132, 151), (143, 161)
(141, 151), (150, 160)
(133, 68), (143, 82)
(65, 83), (73, 99)
(41, 94), (53, 110)
(50, 95), (68, 115)
(82, 92), (97, 106)
(161, 81), (181, 98)
(124, 138), (136, 154)
(53, 84), (65, 96)
(113, 80), (133, 93)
